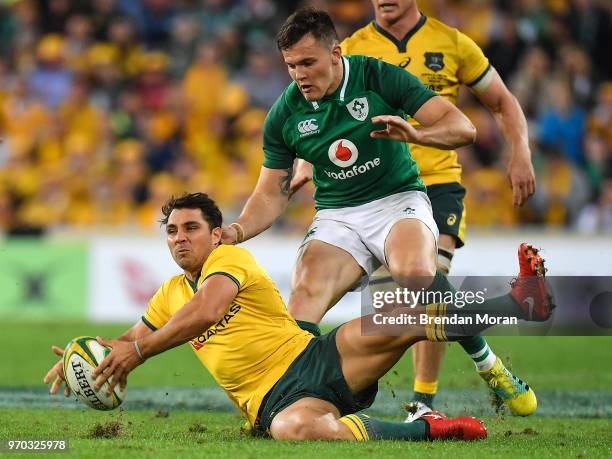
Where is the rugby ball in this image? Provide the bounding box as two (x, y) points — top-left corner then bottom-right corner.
(63, 336), (125, 410)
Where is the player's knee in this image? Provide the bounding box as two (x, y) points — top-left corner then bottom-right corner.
(270, 416), (317, 441)
(271, 407), (352, 441)
(389, 262), (435, 291)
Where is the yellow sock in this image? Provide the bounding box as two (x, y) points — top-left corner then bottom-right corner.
(414, 379), (438, 395)
(339, 414), (369, 441)
(425, 303), (448, 342)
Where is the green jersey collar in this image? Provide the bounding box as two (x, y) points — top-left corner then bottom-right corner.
(311, 56), (350, 110)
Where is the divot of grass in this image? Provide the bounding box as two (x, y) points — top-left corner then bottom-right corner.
(89, 420), (122, 439)
(504, 427), (539, 437)
(188, 423), (207, 433)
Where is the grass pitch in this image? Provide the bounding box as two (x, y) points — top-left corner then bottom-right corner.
(1, 321), (611, 457)
(0, 410), (610, 458)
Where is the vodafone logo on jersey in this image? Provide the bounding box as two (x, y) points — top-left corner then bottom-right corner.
(328, 139), (359, 167)
(325, 138), (381, 180)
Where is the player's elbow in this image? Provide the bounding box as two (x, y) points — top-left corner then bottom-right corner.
(457, 118), (476, 147)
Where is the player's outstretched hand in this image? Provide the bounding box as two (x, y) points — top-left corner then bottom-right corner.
(370, 115), (421, 143)
(289, 159), (313, 198)
(43, 345), (71, 397)
(507, 154), (536, 207)
(93, 337), (143, 396)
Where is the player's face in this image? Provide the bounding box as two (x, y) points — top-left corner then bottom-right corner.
(371, 0), (416, 25)
(165, 208), (221, 277)
(281, 33), (342, 101)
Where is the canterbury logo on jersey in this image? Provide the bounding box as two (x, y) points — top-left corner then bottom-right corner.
(297, 118), (320, 137)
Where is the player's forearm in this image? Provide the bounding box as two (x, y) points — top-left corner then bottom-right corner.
(116, 321), (152, 342)
(491, 93), (530, 161)
(236, 191), (288, 241)
(414, 110), (476, 150)
(234, 166), (293, 241)
(137, 299), (215, 359)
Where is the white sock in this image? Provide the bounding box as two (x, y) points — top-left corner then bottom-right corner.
(470, 343), (497, 372)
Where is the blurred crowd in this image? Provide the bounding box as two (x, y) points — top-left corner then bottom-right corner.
(0, 0), (610, 236)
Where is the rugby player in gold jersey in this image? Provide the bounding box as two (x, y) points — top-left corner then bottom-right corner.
(44, 192), (551, 441)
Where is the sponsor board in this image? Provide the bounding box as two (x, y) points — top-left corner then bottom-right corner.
(0, 240), (87, 318)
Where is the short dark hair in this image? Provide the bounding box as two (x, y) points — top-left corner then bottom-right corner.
(276, 7), (339, 51)
(160, 192), (222, 230)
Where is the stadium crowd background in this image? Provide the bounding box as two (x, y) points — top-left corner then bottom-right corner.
(0, 0), (610, 237)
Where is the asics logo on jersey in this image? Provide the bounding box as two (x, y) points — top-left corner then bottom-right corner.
(297, 119), (319, 136)
(325, 138), (381, 180)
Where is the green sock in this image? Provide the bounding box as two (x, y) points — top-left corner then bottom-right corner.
(426, 273), (499, 371)
(350, 413), (428, 440)
(457, 336), (497, 372)
(412, 391), (435, 408)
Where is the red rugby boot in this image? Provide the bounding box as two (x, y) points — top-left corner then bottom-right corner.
(422, 411), (487, 441)
(510, 243), (554, 321)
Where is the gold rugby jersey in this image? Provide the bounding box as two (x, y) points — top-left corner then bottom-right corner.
(341, 15), (491, 185)
(142, 244), (314, 426)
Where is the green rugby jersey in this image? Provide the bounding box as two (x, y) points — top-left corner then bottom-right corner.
(263, 54), (435, 209)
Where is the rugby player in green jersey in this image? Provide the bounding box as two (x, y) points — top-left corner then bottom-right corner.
(295, 0), (537, 418)
(222, 8), (553, 418)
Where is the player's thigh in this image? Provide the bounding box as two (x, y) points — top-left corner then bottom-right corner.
(270, 397), (353, 440)
(291, 240), (364, 301)
(335, 318), (422, 395)
(384, 218), (437, 287)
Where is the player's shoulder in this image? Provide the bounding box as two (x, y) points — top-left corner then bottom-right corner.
(345, 53), (374, 68)
(341, 21), (376, 50)
(269, 81), (308, 118)
(423, 16), (459, 37)
(158, 272), (186, 295)
(349, 53), (403, 81)
(209, 244), (256, 264)
(423, 15), (479, 47)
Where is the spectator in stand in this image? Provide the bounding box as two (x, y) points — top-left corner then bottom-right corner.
(86, 43), (124, 111)
(107, 15), (143, 78)
(90, 0), (123, 41)
(0, 0), (610, 235)
(139, 0), (177, 47)
(576, 176), (612, 233)
(538, 78), (586, 166)
(559, 44), (596, 108)
(132, 51), (171, 112)
(167, 14), (199, 78)
(485, 13), (526, 80)
(232, 46), (288, 109)
(567, 0), (612, 80)
(37, 0), (74, 35)
(58, 78), (102, 144)
(28, 34), (73, 109)
(64, 13), (94, 72)
(530, 145), (590, 225)
(510, 46), (550, 122)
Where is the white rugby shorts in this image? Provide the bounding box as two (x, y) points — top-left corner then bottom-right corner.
(299, 190), (439, 287)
